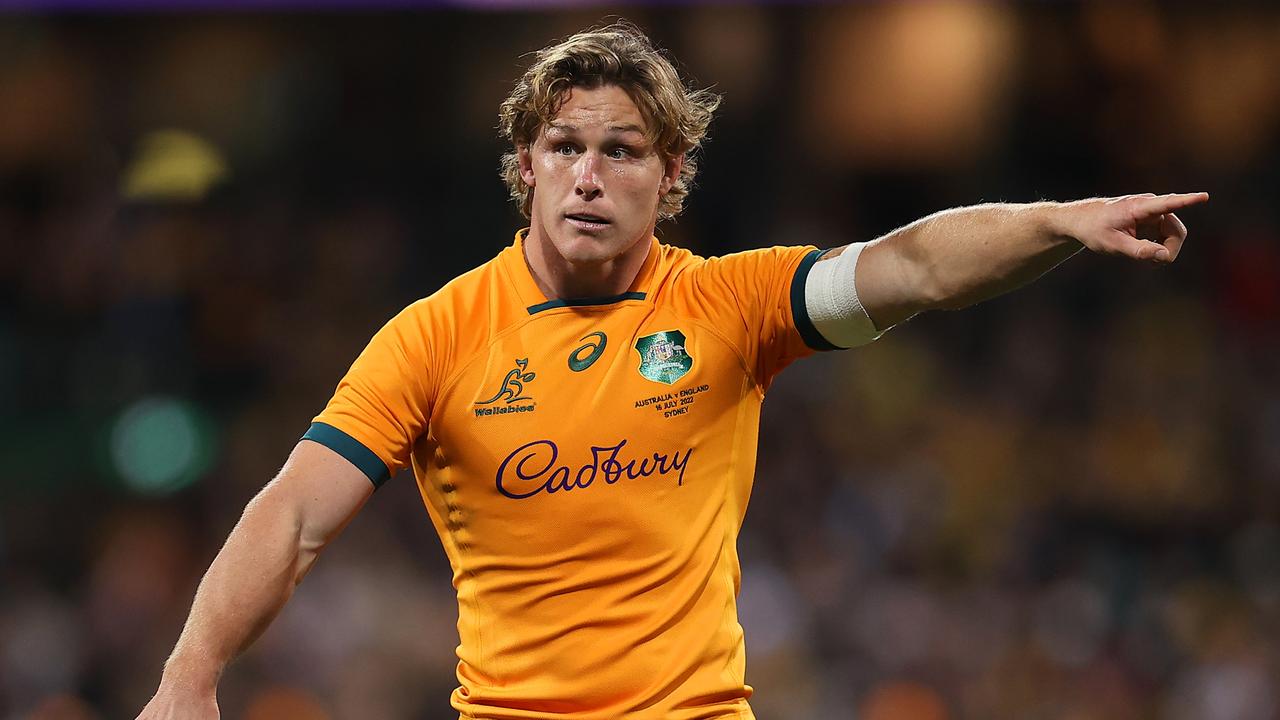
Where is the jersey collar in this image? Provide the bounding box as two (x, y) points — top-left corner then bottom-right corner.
(505, 229), (659, 315)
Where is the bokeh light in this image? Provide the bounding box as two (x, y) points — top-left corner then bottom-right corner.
(108, 396), (214, 495)
(120, 129), (229, 203)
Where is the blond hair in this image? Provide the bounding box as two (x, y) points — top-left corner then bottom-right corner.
(498, 21), (721, 221)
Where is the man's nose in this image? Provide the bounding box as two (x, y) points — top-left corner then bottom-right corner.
(574, 153), (602, 199)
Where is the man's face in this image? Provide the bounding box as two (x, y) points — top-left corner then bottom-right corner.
(519, 84), (682, 266)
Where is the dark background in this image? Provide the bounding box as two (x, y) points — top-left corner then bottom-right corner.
(2, 3), (1278, 718)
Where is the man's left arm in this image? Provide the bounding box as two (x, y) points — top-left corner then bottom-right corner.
(846, 192), (1209, 331)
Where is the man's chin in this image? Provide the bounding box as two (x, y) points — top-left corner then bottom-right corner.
(555, 233), (624, 265)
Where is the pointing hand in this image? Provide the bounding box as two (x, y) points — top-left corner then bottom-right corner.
(1061, 192), (1209, 264)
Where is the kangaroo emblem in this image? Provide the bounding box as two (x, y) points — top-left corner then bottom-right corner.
(476, 358), (537, 405)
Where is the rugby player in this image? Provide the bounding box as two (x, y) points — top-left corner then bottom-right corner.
(137, 21), (1207, 720)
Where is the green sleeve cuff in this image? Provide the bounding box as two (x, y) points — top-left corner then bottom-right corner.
(302, 421), (391, 488)
(789, 248), (840, 352)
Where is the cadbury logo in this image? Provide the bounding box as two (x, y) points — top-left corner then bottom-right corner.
(495, 439), (692, 500)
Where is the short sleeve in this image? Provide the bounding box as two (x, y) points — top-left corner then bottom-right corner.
(305, 302), (437, 486)
(685, 245), (833, 390)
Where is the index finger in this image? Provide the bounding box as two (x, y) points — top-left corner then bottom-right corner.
(1136, 192), (1209, 215)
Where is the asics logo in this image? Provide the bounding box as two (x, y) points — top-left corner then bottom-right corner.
(568, 332), (607, 372)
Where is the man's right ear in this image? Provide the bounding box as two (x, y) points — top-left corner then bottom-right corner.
(518, 145), (536, 188)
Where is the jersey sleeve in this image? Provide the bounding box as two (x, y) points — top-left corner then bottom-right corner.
(687, 245), (835, 390)
(304, 301), (438, 486)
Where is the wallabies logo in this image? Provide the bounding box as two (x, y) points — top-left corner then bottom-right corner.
(477, 358), (536, 405)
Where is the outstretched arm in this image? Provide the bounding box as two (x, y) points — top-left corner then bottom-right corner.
(848, 192), (1209, 331)
(136, 440), (375, 719)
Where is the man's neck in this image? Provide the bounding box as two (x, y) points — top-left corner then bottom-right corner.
(522, 227), (653, 300)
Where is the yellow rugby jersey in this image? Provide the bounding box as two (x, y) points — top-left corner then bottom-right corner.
(306, 231), (837, 719)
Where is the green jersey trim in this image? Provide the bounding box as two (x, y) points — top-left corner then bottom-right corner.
(302, 421), (391, 487)
(790, 248), (841, 352)
(526, 292), (647, 315)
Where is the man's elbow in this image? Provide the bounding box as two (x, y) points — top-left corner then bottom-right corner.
(931, 282), (982, 312)
(240, 479), (313, 581)
(910, 250), (989, 312)
(899, 252), (956, 314)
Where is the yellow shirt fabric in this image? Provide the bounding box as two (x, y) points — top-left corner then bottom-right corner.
(306, 231), (833, 719)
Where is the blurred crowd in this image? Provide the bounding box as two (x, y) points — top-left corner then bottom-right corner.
(2, 3), (1279, 719)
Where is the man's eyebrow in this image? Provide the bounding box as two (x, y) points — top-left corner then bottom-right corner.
(544, 122), (646, 136)
(607, 124), (646, 135)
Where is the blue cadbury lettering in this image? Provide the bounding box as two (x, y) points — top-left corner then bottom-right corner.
(496, 439), (693, 499)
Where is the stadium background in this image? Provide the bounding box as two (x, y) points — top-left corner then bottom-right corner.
(2, 3), (1279, 718)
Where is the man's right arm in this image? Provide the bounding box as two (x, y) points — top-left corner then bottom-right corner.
(136, 439), (376, 719)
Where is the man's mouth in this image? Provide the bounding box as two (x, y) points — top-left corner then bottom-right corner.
(565, 213), (611, 227)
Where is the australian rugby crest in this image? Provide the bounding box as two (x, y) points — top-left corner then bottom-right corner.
(634, 330), (692, 384)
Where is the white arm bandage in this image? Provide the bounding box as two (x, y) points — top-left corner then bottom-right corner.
(803, 243), (885, 349)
